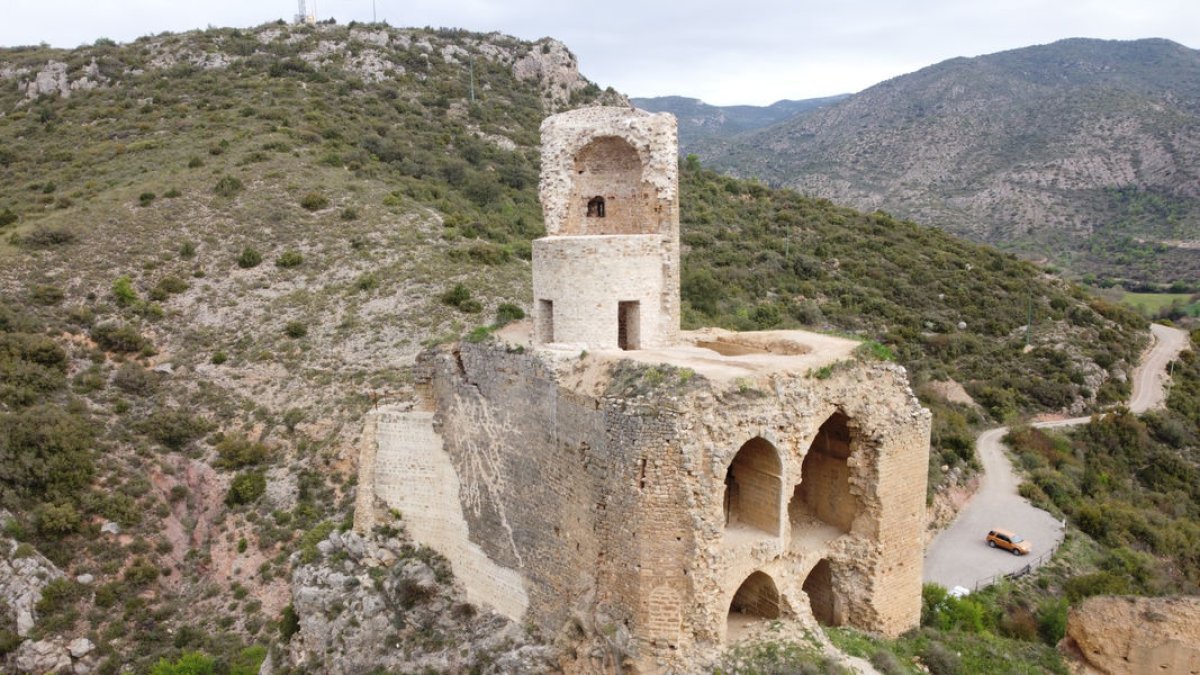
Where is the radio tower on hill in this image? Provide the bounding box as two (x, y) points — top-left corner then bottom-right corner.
(295, 0), (316, 24)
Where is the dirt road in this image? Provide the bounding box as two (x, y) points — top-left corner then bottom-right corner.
(923, 323), (1189, 590)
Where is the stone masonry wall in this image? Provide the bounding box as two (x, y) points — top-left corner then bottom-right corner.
(532, 235), (673, 349)
(357, 338), (930, 672)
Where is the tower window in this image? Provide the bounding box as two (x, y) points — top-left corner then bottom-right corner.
(587, 196), (606, 218)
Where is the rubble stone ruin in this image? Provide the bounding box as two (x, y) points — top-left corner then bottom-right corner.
(355, 106), (932, 672)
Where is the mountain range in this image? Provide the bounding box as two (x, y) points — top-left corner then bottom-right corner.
(678, 38), (1200, 284)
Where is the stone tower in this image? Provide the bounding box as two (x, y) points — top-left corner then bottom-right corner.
(532, 107), (680, 350)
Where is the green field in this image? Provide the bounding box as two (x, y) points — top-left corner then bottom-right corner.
(1119, 291), (1200, 316)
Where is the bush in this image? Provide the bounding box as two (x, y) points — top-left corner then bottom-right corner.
(28, 284), (64, 306)
(211, 351), (228, 365)
(299, 192), (329, 211)
(494, 303), (525, 326)
(139, 192), (156, 206)
(35, 501), (81, 536)
(919, 641), (962, 675)
(19, 226), (76, 247)
(227, 471), (266, 505)
(112, 362), (158, 396)
(439, 283), (482, 313)
(284, 321), (307, 338)
(151, 651), (215, 675)
(0, 405), (95, 504)
(215, 436), (269, 469)
(138, 409), (208, 450)
(275, 250), (304, 268)
(0, 209), (17, 228)
(91, 323), (151, 353)
(214, 175), (244, 197)
(111, 275), (138, 306)
(354, 273), (379, 292)
(237, 247), (263, 269)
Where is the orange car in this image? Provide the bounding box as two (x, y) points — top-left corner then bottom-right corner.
(986, 529), (1031, 555)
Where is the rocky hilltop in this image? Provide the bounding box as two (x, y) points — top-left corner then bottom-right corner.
(630, 94), (847, 153)
(694, 38), (1200, 283)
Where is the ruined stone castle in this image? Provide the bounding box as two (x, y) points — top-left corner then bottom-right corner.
(355, 107), (932, 672)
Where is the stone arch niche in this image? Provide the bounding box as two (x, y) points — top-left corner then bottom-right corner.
(723, 437), (782, 537)
(802, 559), (840, 626)
(726, 571), (782, 641)
(563, 136), (654, 235)
(790, 412), (860, 534)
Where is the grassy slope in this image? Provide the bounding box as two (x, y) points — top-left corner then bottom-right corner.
(0, 22), (1153, 672)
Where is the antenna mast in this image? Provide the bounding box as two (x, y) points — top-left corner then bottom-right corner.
(295, 0), (316, 24)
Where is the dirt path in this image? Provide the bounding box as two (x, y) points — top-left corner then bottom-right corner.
(923, 324), (1188, 590)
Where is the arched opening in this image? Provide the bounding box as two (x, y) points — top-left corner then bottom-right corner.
(723, 438), (782, 537)
(790, 412), (858, 534)
(802, 559), (838, 626)
(727, 571), (781, 641)
(564, 136), (653, 235)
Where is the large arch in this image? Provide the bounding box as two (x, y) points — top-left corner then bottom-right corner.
(802, 559), (839, 626)
(723, 437), (782, 536)
(564, 136), (653, 235)
(726, 571), (783, 643)
(790, 412), (859, 533)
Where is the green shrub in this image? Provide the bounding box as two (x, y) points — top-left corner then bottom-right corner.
(164, 187), (182, 198)
(237, 247), (263, 269)
(439, 283), (482, 313)
(0, 405), (95, 504)
(35, 501), (81, 535)
(299, 192), (329, 211)
(494, 302), (525, 326)
(214, 175), (244, 197)
(113, 363), (157, 398)
(0, 209), (18, 228)
(215, 436), (269, 469)
(354, 273), (379, 292)
(28, 284), (64, 306)
(187, 157), (204, 169)
(19, 226), (75, 248)
(275, 250), (304, 268)
(139, 192), (156, 206)
(211, 351), (228, 365)
(339, 207), (358, 221)
(138, 409), (208, 450)
(227, 471), (266, 505)
(284, 321), (307, 338)
(151, 651), (215, 675)
(112, 275), (138, 306)
(279, 604), (300, 641)
(179, 241), (197, 259)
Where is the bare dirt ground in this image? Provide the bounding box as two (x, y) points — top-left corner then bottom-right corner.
(923, 323), (1188, 590)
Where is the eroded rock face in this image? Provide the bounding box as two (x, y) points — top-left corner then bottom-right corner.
(283, 528), (556, 674)
(0, 526), (65, 639)
(512, 39), (594, 111)
(1061, 595), (1200, 675)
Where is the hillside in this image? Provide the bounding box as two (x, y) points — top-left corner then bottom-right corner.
(630, 94), (846, 153)
(693, 38), (1200, 284)
(0, 23), (1147, 672)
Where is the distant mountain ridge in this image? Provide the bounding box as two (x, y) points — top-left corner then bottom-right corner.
(630, 94), (847, 153)
(690, 38), (1200, 283)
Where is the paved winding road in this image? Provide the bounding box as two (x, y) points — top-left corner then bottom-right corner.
(923, 324), (1188, 590)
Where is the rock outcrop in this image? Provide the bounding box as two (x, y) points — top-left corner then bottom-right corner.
(283, 526), (556, 674)
(1060, 595), (1200, 675)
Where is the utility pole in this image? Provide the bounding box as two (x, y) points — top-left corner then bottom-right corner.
(1025, 296), (1033, 346)
(372, 0), (377, 23)
(469, 56), (476, 103)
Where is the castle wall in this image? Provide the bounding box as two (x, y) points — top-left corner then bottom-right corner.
(357, 337), (930, 672)
(532, 235), (674, 349)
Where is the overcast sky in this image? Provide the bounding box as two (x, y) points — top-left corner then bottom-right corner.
(3, 1), (1199, 105)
